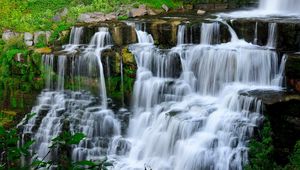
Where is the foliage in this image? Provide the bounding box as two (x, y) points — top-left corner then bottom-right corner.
(284, 141), (300, 170)
(0, 113), (113, 169)
(246, 119), (280, 170)
(35, 35), (47, 48)
(246, 118), (300, 170)
(49, 22), (72, 44)
(0, 126), (34, 169)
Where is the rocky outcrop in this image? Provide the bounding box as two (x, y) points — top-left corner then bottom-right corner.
(241, 90), (300, 165)
(2, 30), (20, 42)
(77, 12), (117, 24)
(24, 32), (33, 46)
(128, 5), (147, 17)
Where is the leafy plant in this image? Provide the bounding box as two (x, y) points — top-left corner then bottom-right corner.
(246, 118), (279, 170)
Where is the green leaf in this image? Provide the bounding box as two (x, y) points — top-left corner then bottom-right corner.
(75, 160), (96, 166)
(68, 133), (85, 145)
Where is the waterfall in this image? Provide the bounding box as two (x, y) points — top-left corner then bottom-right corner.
(69, 26), (84, 45)
(112, 22), (285, 170)
(57, 55), (67, 91)
(42, 54), (54, 89)
(19, 27), (118, 163)
(64, 27), (84, 51)
(259, 0), (300, 14)
(18, 18), (288, 169)
(80, 27), (112, 108)
(177, 25), (186, 45)
(135, 23), (154, 44)
(266, 23), (277, 49)
(200, 23), (220, 45)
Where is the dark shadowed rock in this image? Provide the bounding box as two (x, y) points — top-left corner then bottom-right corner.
(286, 53), (300, 93)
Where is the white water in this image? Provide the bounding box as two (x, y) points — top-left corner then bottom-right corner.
(19, 20), (288, 170)
(219, 0), (300, 18)
(111, 22), (285, 170)
(135, 23), (154, 44)
(64, 27), (84, 51)
(266, 23), (277, 49)
(20, 27), (116, 163)
(259, 0), (300, 15)
(177, 25), (186, 45)
(201, 23), (220, 45)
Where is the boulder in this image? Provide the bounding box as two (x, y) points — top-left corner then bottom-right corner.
(162, 4), (169, 12)
(2, 30), (19, 42)
(197, 10), (206, 15)
(24, 32), (33, 41)
(128, 5), (147, 18)
(25, 41), (33, 46)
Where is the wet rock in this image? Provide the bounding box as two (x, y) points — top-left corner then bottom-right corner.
(128, 5), (147, 18)
(162, 4), (169, 12)
(197, 9), (206, 15)
(2, 30), (20, 42)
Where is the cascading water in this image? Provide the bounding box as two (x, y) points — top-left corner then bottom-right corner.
(266, 23), (277, 49)
(111, 21), (285, 170)
(259, 0), (300, 15)
(177, 25), (186, 45)
(200, 22), (220, 45)
(19, 27), (121, 163)
(135, 23), (154, 44)
(219, 0), (300, 18)
(64, 26), (84, 51)
(19, 16), (288, 170)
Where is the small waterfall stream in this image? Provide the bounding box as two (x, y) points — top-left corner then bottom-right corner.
(19, 17), (288, 169)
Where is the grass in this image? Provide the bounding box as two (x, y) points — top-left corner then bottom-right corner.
(0, 0), (183, 33)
